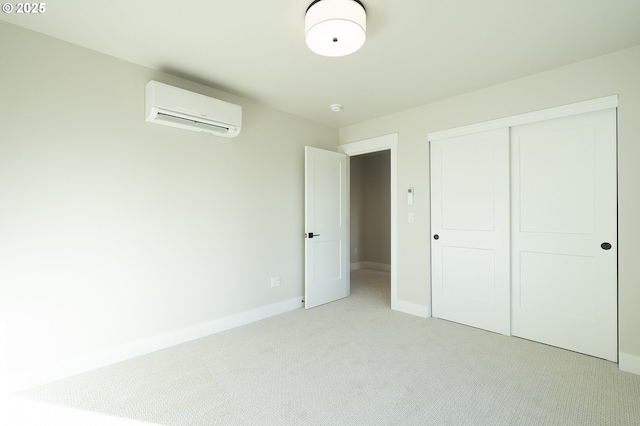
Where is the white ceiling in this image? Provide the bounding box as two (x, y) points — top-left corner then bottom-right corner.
(2, 0), (640, 128)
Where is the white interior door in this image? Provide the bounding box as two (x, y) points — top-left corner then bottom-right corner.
(511, 108), (618, 361)
(430, 129), (511, 335)
(304, 146), (349, 309)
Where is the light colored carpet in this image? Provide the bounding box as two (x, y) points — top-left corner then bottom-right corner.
(7, 269), (640, 425)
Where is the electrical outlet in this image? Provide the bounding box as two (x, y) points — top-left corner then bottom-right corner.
(270, 276), (281, 288)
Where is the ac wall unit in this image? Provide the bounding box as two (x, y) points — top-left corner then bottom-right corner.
(145, 80), (242, 138)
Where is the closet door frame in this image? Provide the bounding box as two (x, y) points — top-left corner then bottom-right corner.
(428, 95), (618, 356)
(428, 96), (617, 142)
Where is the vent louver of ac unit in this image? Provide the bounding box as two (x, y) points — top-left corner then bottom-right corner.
(156, 112), (231, 134)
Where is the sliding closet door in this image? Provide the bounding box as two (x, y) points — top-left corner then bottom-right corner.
(431, 129), (510, 335)
(511, 108), (617, 361)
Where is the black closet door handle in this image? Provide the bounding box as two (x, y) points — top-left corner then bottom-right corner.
(433, 234), (439, 240)
(601, 242), (612, 250)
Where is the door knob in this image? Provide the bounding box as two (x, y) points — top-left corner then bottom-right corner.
(306, 232), (320, 239)
(601, 242), (612, 250)
(434, 234), (439, 240)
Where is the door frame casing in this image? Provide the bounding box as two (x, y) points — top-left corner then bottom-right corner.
(340, 133), (411, 315)
(428, 96), (618, 141)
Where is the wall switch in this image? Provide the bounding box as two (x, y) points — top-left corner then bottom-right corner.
(407, 187), (414, 205)
(408, 212), (415, 223)
(270, 276), (281, 288)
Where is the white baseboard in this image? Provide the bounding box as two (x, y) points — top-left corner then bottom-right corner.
(619, 352), (640, 376)
(351, 261), (391, 272)
(7, 297), (303, 393)
(392, 299), (430, 318)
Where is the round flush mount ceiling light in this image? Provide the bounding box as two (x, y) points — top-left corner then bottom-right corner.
(305, 0), (366, 57)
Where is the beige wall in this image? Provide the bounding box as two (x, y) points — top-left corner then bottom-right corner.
(350, 156), (364, 264)
(339, 45), (640, 368)
(362, 151), (391, 265)
(0, 21), (338, 384)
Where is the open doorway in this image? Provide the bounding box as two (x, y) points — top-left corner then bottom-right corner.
(350, 151), (392, 307)
(339, 133), (398, 311)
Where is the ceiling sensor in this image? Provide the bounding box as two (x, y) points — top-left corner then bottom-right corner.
(330, 104), (343, 112)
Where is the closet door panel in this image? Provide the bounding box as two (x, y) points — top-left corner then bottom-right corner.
(511, 108), (617, 361)
(518, 126), (595, 234)
(431, 128), (510, 335)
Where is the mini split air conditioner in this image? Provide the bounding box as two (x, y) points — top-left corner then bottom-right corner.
(145, 80), (242, 138)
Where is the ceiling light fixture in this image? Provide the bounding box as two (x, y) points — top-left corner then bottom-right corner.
(305, 0), (366, 57)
